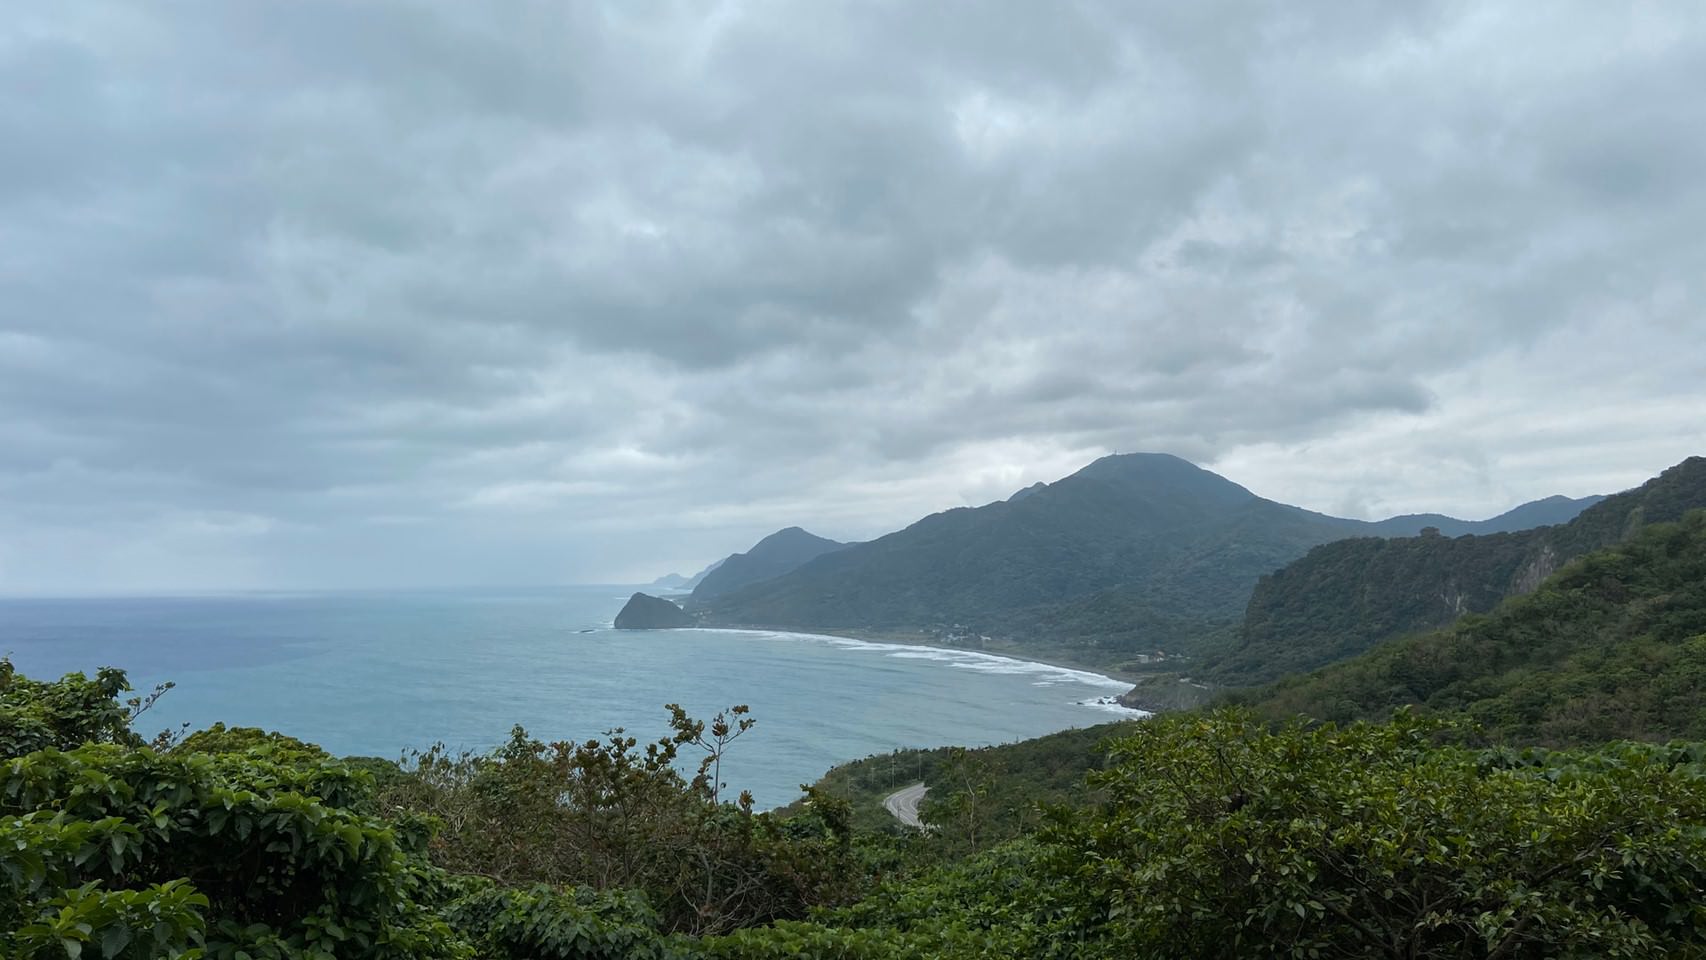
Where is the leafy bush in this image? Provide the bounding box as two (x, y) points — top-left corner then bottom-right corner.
(176, 723), (331, 763)
(1051, 710), (1706, 958)
(381, 714), (863, 936)
(0, 744), (465, 959)
(441, 878), (680, 960)
(1, 660), (148, 757)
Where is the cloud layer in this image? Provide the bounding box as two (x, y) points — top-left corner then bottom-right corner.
(3, 2), (1703, 591)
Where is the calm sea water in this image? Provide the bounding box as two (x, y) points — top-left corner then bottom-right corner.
(0, 586), (1141, 808)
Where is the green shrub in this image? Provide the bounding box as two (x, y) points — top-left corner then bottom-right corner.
(1, 745), (467, 959)
(1051, 710), (1706, 958)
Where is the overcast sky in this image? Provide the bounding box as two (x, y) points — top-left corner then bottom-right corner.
(2, 2), (1703, 593)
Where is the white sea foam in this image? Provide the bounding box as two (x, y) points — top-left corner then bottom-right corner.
(696, 628), (1138, 695)
(1076, 697), (1152, 718)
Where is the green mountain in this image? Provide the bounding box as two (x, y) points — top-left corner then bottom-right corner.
(696, 455), (1360, 640)
(1206, 457), (1706, 687)
(1230, 509), (1706, 745)
(695, 454), (1603, 672)
(688, 526), (848, 601)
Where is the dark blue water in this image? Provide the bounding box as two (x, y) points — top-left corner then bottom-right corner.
(0, 587), (1140, 808)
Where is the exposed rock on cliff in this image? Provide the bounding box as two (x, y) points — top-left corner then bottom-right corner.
(1117, 674), (1215, 713)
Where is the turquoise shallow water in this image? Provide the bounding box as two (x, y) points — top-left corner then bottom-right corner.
(0, 586), (1141, 808)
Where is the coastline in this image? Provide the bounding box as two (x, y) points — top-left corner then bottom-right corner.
(691, 625), (1151, 718)
(691, 621), (1149, 683)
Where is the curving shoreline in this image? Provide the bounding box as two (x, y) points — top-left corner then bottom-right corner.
(692, 626), (1152, 719)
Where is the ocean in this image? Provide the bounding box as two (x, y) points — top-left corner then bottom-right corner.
(0, 586), (1143, 809)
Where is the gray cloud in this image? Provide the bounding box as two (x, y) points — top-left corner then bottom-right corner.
(1, 1), (1704, 591)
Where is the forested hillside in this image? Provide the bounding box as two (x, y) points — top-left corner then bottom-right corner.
(1207, 456), (1706, 686)
(688, 528), (848, 601)
(694, 453), (1602, 674)
(799, 720), (1140, 839)
(696, 456), (1317, 630)
(1231, 510), (1706, 743)
(697, 454), (1366, 658)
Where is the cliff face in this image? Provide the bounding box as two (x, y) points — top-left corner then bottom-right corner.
(614, 593), (695, 629)
(1509, 544), (1559, 596)
(1117, 675), (1213, 713)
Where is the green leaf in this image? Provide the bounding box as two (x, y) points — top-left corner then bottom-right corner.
(101, 923), (133, 958)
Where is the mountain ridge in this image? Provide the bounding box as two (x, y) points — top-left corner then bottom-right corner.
(692, 453), (1602, 671)
(1230, 508), (1706, 743)
(1204, 456), (1706, 687)
(1366, 493), (1606, 538)
(688, 527), (848, 602)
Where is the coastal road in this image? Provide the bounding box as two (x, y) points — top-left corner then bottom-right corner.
(883, 782), (929, 828)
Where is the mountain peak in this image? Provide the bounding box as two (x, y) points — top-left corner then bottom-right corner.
(1074, 451), (1196, 473)
(751, 526), (832, 547)
(688, 527), (849, 601)
(1061, 452), (1257, 506)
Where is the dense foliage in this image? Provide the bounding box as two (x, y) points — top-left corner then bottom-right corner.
(1053, 710), (1706, 958)
(1213, 456), (1706, 688)
(711, 713), (1706, 958)
(801, 721), (1136, 840)
(1217, 529), (1542, 686)
(0, 662), (163, 757)
(6, 652), (1706, 958)
(0, 665), (862, 958)
(1, 738), (461, 958)
(1234, 511), (1706, 742)
(380, 714), (863, 936)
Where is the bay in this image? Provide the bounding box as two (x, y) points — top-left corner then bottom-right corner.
(0, 586), (1142, 808)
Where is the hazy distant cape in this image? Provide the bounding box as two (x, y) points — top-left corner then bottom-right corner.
(648, 557), (725, 592)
